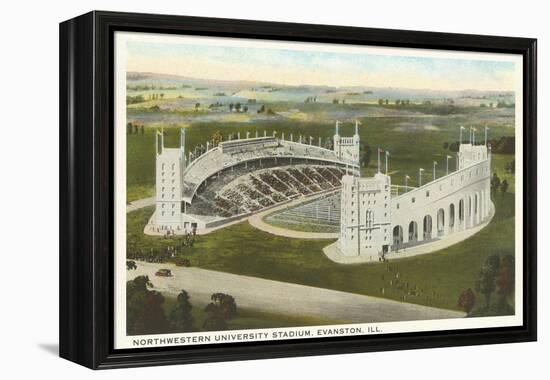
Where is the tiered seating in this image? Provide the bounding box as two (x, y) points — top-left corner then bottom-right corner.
(250, 176), (273, 197)
(316, 167), (342, 186)
(190, 164), (347, 218)
(214, 196), (237, 217)
(288, 168), (322, 192)
(304, 167), (332, 190)
(237, 183), (273, 208)
(272, 169), (311, 195)
(258, 172), (298, 197)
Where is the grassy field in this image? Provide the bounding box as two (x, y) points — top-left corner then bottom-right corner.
(126, 102), (517, 315)
(162, 296), (343, 332)
(128, 188), (514, 312)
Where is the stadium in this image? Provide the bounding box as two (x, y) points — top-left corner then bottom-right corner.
(145, 122), (360, 235)
(146, 122), (494, 264)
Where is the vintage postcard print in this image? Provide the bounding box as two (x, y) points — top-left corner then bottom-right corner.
(114, 32), (523, 349)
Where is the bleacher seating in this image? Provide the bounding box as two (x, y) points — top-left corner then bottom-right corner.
(186, 164), (347, 218)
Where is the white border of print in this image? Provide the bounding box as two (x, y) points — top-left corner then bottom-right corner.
(114, 31), (524, 350)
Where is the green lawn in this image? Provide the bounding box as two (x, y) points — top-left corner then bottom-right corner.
(128, 189), (514, 312)
(126, 103), (516, 313)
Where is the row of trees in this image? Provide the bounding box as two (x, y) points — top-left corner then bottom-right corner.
(229, 102), (249, 112)
(377, 99), (412, 106)
(491, 173), (509, 194)
(127, 122), (144, 135)
(457, 253), (515, 316)
(257, 104), (275, 114)
(127, 275), (238, 335)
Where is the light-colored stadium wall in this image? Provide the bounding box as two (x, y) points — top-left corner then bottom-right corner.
(336, 143), (493, 261)
(338, 172), (392, 259)
(154, 130), (186, 230)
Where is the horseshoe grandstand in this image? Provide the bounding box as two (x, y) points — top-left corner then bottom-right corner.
(328, 129), (495, 263)
(146, 123), (360, 235)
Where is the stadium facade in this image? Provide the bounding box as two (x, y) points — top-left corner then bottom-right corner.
(149, 123), (360, 234)
(336, 141), (493, 261)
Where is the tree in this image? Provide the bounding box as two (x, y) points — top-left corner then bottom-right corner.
(195, 102), (200, 111)
(243, 105), (248, 112)
(457, 288), (476, 315)
(378, 98), (384, 105)
(362, 144), (372, 167)
(496, 255), (515, 300)
(500, 179), (509, 194)
(140, 125), (144, 135)
(127, 122), (133, 134)
(491, 173), (501, 193)
(229, 103), (234, 112)
(169, 290), (194, 332)
(203, 293), (237, 331)
(385, 99), (389, 105)
(443, 142), (449, 149)
(235, 102), (241, 112)
(127, 276), (170, 335)
(211, 130), (223, 146)
(476, 254), (500, 308)
(505, 160), (515, 174)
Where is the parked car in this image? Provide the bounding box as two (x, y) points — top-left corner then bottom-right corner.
(155, 269), (173, 277)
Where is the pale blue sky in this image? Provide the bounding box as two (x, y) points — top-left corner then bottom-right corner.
(127, 39), (517, 91)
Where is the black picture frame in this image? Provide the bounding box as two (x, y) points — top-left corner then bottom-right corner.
(59, 10), (537, 369)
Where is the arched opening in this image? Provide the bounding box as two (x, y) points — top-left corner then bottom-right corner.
(423, 215), (432, 240)
(392, 225), (403, 248)
(408, 221), (418, 243)
(437, 208), (445, 237)
(449, 204), (455, 228)
(468, 195), (473, 227)
(459, 199), (465, 224)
